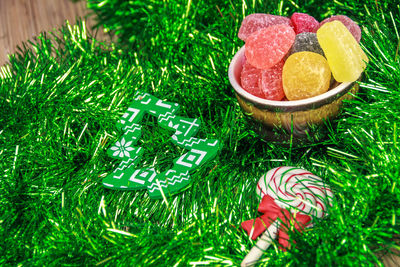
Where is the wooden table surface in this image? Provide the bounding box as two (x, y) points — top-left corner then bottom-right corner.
(0, 0), (109, 66)
(0, 0), (399, 266)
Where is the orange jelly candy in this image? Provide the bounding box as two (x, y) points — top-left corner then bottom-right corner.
(282, 51), (331, 100)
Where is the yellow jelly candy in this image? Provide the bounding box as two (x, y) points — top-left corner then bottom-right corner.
(282, 51), (331, 101)
(317, 20), (368, 82)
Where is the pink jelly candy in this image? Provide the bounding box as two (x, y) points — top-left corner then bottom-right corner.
(238, 13), (292, 41)
(290, 12), (319, 34)
(319, 15), (361, 42)
(259, 60), (285, 100)
(241, 61), (263, 98)
(245, 24), (295, 69)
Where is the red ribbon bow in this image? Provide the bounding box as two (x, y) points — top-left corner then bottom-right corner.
(241, 195), (312, 250)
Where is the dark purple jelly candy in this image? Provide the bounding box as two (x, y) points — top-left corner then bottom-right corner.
(290, 32), (325, 56)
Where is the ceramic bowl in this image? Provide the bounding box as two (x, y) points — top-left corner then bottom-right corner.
(228, 46), (359, 142)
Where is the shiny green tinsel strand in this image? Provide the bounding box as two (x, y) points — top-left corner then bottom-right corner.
(1, 0), (400, 265)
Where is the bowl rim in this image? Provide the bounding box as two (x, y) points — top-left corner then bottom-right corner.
(228, 46), (355, 110)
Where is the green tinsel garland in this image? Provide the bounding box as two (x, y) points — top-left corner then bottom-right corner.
(1, 0), (399, 265)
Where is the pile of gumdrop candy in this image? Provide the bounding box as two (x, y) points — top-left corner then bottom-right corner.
(239, 13), (369, 101)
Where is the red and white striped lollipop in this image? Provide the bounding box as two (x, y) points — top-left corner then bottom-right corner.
(256, 166), (333, 217)
(241, 166), (333, 266)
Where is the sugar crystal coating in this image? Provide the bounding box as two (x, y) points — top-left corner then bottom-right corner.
(245, 25), (295, 70)
(290, 12), (319, 34)
(319, 15), (361, 42)
(241, 61), (263, 98)
(290, 32), (324, 56)
(259, 60), (285, 100)
(317, 21), (368, 82)
(238, 13), (292, 41)
(282, 52), (331, 100)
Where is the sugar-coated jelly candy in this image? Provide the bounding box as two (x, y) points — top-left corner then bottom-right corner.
(241, 61), (263, 98)
(245, 25), (295, 70)
(259, 60), (285, 101)
(241, 60), (285, 101)
(290, 32), (324, 56)
(238, 13), (292, 41)
(319, 15), (361, 42)
(290, 12), (319, 34)
(317, 21), (368, 82)
(282, 52), (331, 100)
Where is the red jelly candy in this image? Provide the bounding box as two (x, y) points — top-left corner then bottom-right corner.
(319, 15), (361, 42)
(245, 25), (295, 70)
(238, 13), (292, 41)
(290, 12), (319, 34)
(241, 61), (263, 98)
(259, 60), (285, 100)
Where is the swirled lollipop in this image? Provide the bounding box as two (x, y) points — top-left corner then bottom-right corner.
(241, 166), (333, 266)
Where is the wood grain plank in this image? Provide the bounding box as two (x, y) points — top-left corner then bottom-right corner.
(0, 0), (109, 66)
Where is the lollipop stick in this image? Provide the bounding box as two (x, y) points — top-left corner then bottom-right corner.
(241, 220), (281, 267)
